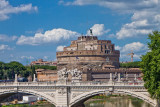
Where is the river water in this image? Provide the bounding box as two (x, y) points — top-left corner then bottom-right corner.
(2, 96), (152, 107)
(84, 96), (152, 107)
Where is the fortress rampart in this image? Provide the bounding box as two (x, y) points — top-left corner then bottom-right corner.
(56, 36), (120, 69)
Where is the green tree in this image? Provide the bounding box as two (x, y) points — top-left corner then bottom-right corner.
(141, 31), (160, 107)
(7, 61), (26, 79)
(120, 61), (141, 68)
(0, 61), (57, 80)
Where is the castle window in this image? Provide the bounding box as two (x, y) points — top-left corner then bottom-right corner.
(105, 50), (110, 54)
(101, 45), (103, 52)
(112, 46), (114, 51)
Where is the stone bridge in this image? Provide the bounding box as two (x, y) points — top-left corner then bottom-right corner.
(0, 81), (157, 107)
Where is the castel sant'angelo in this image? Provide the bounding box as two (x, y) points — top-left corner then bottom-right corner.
(56, 35), (120, 70)
(36, 32), (142, 82)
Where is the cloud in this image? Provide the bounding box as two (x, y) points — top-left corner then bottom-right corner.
(0, 34), (17, 41)
(0, 0), (38, 21)
(116, 42), (148, 61)
(116, 14), (158, 39)
(62, 0), (158, 12)
(121, 42), (147, 53)
(16, 28), (80, 45)
(115, 46), (122, 50)
(87, 24), (110, 36)
(56, 45), (66, 52)
(21, 56), (35, 60)
(62, 0), (160, 39)
(25, 28), (44, 34)
(0, 44), (13, 51)
(115, 1), (160, 39)
(43, 56), (48, 60)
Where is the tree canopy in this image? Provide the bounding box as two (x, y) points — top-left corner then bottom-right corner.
(0, 61), (27, 80)
(0, 61), (56, 80)
(141, 31), (160, 100)
(120, 61), (141, 68)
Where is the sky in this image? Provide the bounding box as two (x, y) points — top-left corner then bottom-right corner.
(0, 0), (160, 65)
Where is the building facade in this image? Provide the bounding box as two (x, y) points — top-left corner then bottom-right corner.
(36, 68), (142, 82)
(36, 69), (58, 82)
(30, 59), (57, 66)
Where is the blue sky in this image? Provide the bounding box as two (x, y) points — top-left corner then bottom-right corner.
(0, 0), (160, 65)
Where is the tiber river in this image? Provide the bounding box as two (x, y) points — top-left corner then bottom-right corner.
(84, 96), (152, 107)
(4, 95), (152, 107)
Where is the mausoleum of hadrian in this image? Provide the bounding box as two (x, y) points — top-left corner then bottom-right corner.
(56, 36), (120, 70)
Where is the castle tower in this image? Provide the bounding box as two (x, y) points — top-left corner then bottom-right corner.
(56, 36), (120, 70)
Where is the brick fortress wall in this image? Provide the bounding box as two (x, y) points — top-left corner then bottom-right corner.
(56, 36), (120, 70)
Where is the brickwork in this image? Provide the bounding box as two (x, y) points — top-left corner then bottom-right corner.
(31, 59), (57, 66)
(36, 69), (58, 82)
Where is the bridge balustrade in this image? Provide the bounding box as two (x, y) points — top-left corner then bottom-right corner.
(0, 81), (144, 86)
(67, 81), (144, 86)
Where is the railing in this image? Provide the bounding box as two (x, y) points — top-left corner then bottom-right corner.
(0, 82), (57, 86)
(0, 81), (144, 87)
(67, 81), (144, 86)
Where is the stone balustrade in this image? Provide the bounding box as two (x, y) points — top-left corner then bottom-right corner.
(0, 81), (144, 86)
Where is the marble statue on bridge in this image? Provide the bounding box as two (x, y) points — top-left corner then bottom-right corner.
(57, 68), (82, 82)
(70, 68), (82, 82)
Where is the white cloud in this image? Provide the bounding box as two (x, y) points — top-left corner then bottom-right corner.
(0, 0), (38, 21)
(56, 45), (66, 52)
(116, 13), (158, 39)
(116, 27), (152, 39)
(0, 44), (13, 51)
(43, 56), (48, 60)
(87, 24), (110, 36)
(25, 28), (44, 34)
(17, 24), (110, 45)
(21, 56), (34, 60)
(65, 0), (148, 14)
(16, 28), (80, 45)
(115, 46), (122, 50)
(62, 0), (160, 39)
(62, 0), (158, 12)
(116, 42), (148, 61)
(0, 34), (17, 41)
(121, 42), (147, 53)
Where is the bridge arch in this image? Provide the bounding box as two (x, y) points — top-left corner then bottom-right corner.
(0, 89), (56, 106)
(70, 90), (156, 107)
